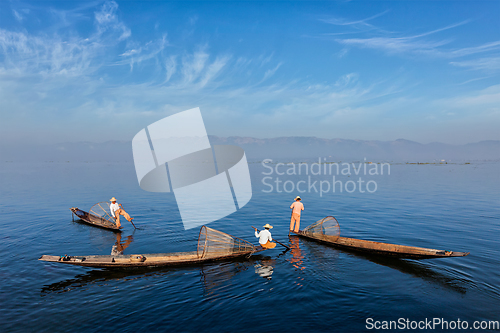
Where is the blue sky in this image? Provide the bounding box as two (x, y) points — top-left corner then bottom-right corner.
(0, 1), (499, 145)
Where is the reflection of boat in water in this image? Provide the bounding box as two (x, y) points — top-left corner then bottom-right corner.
(296, 235), (470, 294)
(43, 257), (257, 296)
(70, 202), (120, 231)
(292, 216), (470, 259)
(39, 226), (260, 268)
(41, 268), (149, 295)
(200, 260), (252, 298)
(360, 253), (469, 294)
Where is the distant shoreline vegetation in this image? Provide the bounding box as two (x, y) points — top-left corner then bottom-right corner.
(261, 158), (391, 176)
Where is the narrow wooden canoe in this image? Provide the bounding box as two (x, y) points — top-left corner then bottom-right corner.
(39, 226), (260, 268)
(38, 251), (255, 268)
(292, 231), (470, 259)
(70, 204), (120, 231)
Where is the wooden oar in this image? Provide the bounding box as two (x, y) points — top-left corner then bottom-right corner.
(273, 239), (290, 250)
(252, 226), (290, 250)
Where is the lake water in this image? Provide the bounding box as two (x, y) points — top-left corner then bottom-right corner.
(1, 159), (499, 332)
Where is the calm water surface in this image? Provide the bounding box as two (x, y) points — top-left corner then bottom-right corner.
(1, 160), (499, 332)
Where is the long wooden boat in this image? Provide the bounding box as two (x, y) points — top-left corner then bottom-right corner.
(39, 251), (254, 268)
(70, 202), (120, 231)
(39, 226), (260, 268)
(293, 216), (470, 260)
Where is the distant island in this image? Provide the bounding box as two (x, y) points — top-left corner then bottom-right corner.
(1, 136), (499, 162)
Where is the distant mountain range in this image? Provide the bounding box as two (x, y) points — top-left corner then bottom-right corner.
(1, 136), (499, 162)
(210, 136), (500, 161)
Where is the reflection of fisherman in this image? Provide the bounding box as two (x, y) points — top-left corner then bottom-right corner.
(253, 224), (277, 249)
(111, 233), (133, 255)
(289, 236), (305, 270)
(109, 197), (134, 229)
(255, 260), (274, 280)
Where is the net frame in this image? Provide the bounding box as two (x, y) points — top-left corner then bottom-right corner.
(303, 216), (340, 242)
(197, 226), (255, 259)
(89, 202), (116, 225)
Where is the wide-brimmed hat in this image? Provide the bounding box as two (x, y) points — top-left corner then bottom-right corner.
(295, 196), (301, 200)
(110, 197), (117, 202)
(263, 224), (273, 229)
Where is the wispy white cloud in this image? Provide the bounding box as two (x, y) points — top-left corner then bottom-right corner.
(337, 36), (450, 56)
(164, 55), (177, 82)
(119, 34), (168, 70)
(198, 55), (231, 88)
(335, 73), (359, 87)
(409, 20), (470, 39)
(332, 19), (500, 63)
(336, 48), (349, 58)
(0, 1), (135, 77)
(94, 1), (130, 40)
(259, 52), (274, 66)
(333, 21), (471, 56)
(180, 49), (210, 85)
(261, 62), (282, 82)
(234, 57), (253, 70)
(456, 76), (492, 85)
(189, 15), (198, 26)
(0, 29), (97, 76)
(433, 84), (500, 115)
(12, 10), (24, 22)
(449, 41), (500, 57)
(451, 56), (500, 72)
(320, 10), (390, 30)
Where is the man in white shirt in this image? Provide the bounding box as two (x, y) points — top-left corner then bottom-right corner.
(109, 197), (133, 228)
(290, 196), (304, 233)
(253, 224), (276, 249)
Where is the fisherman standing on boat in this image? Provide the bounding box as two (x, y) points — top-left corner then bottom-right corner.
(290, 196), (304, 233)
(109, 197), (134, 228)
(253, 224), (277, 249)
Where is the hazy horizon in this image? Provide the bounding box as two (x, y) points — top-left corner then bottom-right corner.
(2, 135), (500, 147)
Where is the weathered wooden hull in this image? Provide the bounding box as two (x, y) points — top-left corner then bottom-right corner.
(70, 207), (120, 231)
(39, 250), (256, 268)
(292, 232), (469, 259)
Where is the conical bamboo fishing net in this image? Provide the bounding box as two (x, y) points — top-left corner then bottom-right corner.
(89, 202), (116, 225)
(303, 216), (340, 242)
(197, 226), (255, 259)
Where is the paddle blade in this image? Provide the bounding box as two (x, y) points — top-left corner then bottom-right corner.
(303, 216), (340, 242)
